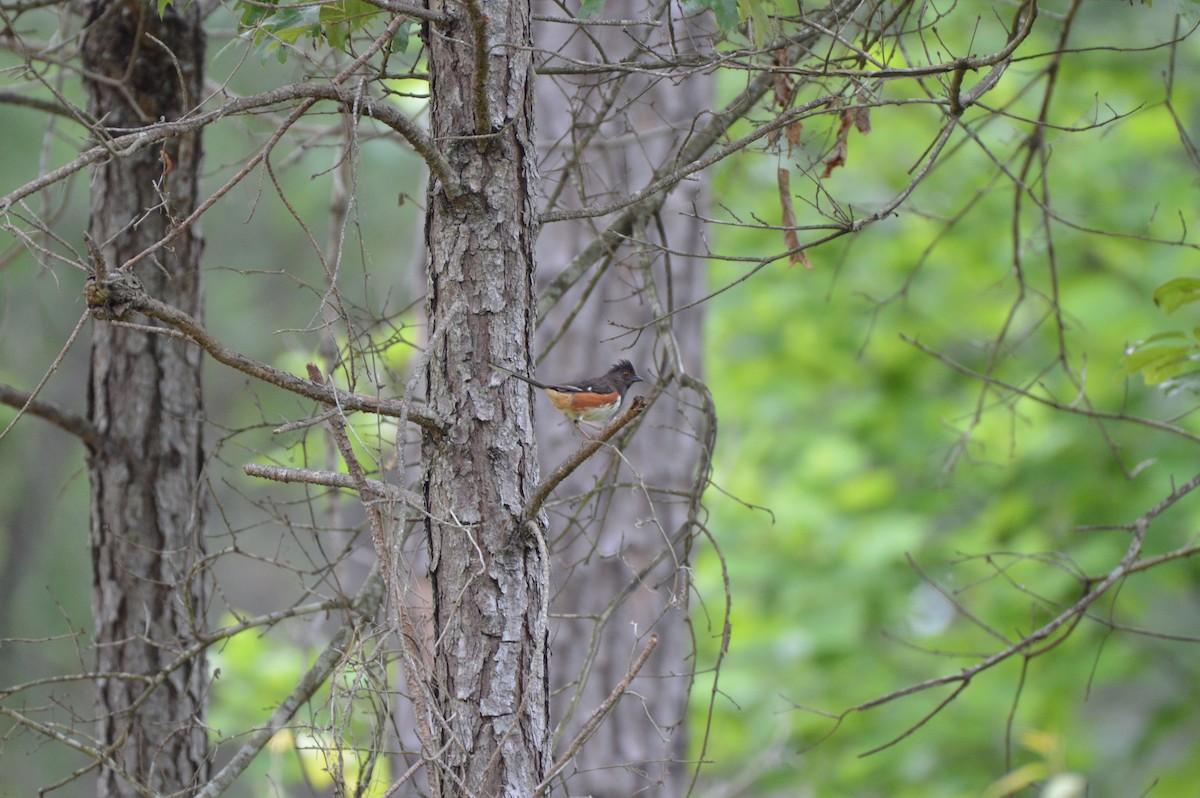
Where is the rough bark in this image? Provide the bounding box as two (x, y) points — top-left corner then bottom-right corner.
(532, 6), (712, 794)
(82, 1), (209, 795)
(421, 0), (547, 792)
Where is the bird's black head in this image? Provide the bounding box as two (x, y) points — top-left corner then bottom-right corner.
(610, 359), (644, 384)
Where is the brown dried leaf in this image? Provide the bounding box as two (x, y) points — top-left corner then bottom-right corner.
(821, 110), (854, 178)
(778, 168), (796, 231)
(773, 71), (793, 109)
(785, 121), (802, 153)
(768, 67), (795, 150)
(777, 168), (810, 268)
(853, 104), (871, 134)
(821, 140), (846, 178)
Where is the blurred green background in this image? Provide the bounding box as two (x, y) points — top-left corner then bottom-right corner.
(3, 2), (1200, 796)
(693, 5), (1200, 796)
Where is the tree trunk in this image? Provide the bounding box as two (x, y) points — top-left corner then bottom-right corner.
(533, 6), (712, 795)
(421, 0), (546, 793)
(82, 2), (208, 795)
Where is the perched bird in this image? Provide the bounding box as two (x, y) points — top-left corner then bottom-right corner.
(493, 359), (644, 434)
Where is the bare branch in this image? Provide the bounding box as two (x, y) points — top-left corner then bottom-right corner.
(242, 462), (421, 506)
(533, 633), (660, 797)
(194, 566), (386, 798)
(848, 483), (1170, 721)
(358, 0), (451, 24)
(83, 272), (445, 432)
(0, 380), (97, 445)
(0, 82), (452, 219)
(0, 312), (89, 447)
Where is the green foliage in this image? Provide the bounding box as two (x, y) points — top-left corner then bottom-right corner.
(320, 0), (381, 52)
(209, 615), (392, 796)
(682, 0), (739, 32)
(981, 730), (1085, 798)
(738, 0), (777, 46)
(208, 619), (309, 735)
(237, 0), (324, 63)
(235, 0), (411, 63)
(236, 343), (409, 473)
(1121, 278), (1200, 391)
(578, 0), (605, 19)
(1152, 277), (1200, 314)
(693, 6), (1200, 796)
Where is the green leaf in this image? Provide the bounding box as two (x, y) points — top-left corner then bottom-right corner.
(1152, 277), (1200, 314)
(683, 0), (739, 31)
(740, 0), (769, 47)
(238, 0), (273, 29)
(267, 6), (320, 40)
(237, 3), (322, 63)
(981, 762), (1050, 798)
(319, 0), (375, 27)
(155, 0), (173, 16)
(1118, 342), (1197, 384)
(320, 0), (378, 50)
(390, 19), (413, 53)
(1139, 331), (1189, 345)
(578, 0), (605, 18)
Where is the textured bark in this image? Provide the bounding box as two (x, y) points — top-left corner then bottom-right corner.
(82, 1), (209, 795)
(533, 5), (712, 794)
(421, 0), (547, 793)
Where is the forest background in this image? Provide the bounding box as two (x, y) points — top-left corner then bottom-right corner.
(2, 1), (1200, 796)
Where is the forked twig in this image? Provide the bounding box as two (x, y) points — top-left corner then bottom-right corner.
(533, 633), (660, 797)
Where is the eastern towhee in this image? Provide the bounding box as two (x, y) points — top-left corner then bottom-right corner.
(493, 359), (644, 434)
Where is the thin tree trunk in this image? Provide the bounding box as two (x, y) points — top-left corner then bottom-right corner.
(82, 2), (208, 794)
(533, 5), (712, 794)
(421, 0), (546, 792)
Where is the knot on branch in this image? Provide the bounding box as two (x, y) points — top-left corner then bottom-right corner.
(84, 271), (144, 321)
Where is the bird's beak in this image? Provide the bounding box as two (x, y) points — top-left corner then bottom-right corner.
(634, 374), (644, 382)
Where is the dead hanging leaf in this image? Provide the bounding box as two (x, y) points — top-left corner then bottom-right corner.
(852, 103), (871, 134)
(768, 61), (794, 150)
(821, 138), (846, 178)
(821, 113), (852, 177)
(773, 69), (793, 109)
(765, 51), (800, 151)
(777, 168), (812, 269)
(821, 105), (871, 178)
(785, 120), (802, 153)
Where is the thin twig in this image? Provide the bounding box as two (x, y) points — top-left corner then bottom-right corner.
(194, 566), (386, 798)
(358, 0), (450, 24)
(847, 515), (1154, 721)
(0, 82), (453, 218)
(532, 13), (660, 26)
(0, 379), (97, 446)
(242, 463), (421, 506)
(83, 277), (445, 432)
(0, 312), (89, 447)
(532, 634), (660, 797)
